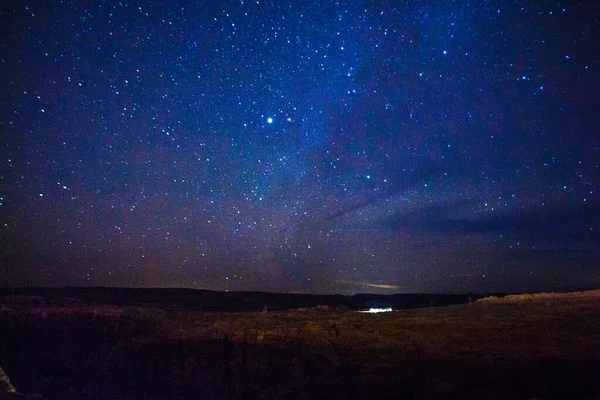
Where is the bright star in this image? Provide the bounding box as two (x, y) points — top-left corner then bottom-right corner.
(267, 117), (273, 124)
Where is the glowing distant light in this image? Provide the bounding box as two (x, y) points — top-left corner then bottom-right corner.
(362, 307), (393, 313)
(267, 117), (273, 124)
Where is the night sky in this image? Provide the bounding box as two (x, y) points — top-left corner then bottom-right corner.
(1, 1), (599, 294)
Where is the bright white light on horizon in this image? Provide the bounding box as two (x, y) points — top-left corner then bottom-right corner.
(361, 307), (393, 313)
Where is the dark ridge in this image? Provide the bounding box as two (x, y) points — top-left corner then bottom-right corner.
(0, 286), (508, 311)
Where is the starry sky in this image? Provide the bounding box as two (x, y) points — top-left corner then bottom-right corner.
(1, 1), (599, 294)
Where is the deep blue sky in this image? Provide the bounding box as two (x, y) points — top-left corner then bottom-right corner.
(1, 1), (599, 294)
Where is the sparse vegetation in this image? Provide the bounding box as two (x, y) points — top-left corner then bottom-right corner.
(478, 289), (600, 302)
(1, 289), (600, 399)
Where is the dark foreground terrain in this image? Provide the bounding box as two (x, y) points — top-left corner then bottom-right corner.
(1, 288), (600, 399)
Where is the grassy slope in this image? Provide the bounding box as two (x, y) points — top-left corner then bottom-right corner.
(1, 290), (600, 399)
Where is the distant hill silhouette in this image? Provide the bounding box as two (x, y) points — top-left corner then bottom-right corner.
(0, 287), (505, 311)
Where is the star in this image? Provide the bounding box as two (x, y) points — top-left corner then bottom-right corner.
(1, 1), (597, 294)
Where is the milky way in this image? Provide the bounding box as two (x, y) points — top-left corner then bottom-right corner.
(1, 1), (599, 294)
